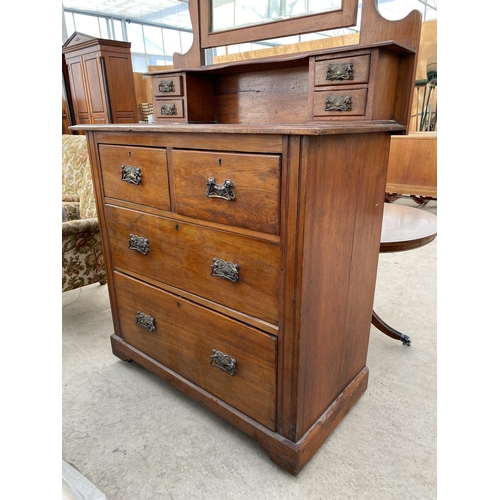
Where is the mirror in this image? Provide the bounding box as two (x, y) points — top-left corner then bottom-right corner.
(200, 0), (356, 48)
(211, 0), (343, 33)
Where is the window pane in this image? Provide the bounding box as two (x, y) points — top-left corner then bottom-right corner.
(179, 31), (193, 54)
(113, 20), (124, 41)
(144, 25), (164, 56)
(73, 13), (100, 38)
(99, 18), (108, 38)
(127, 23), (145, 53)
(64, 12), (75, 36)
(163, 29), (182, 57)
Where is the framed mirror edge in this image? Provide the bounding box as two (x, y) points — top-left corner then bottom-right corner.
(200, 0), (358, 49)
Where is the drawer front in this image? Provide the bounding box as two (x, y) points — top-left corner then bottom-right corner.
(106, 205), (280, 324)
(99, 144), (170, 210)
(154, 99), (184, 120)
(171, 150), (281, 235)
(114, 272), (277, 430)
(314, 55), (370, 86)
(313, 89), (368, 117)
(153, 75), (183, 97)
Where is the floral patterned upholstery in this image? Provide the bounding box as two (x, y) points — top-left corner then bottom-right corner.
(62, 134), (107, 292)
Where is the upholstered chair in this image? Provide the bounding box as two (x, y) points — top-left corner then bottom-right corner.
(62, 134), (106, 292)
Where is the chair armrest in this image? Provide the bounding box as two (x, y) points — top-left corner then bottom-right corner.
(62, 218), (100, 235)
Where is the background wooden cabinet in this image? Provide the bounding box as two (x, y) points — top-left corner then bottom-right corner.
(63, 32), (138, 128)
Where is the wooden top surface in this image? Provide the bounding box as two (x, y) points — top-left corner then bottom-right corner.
(70, 121), (406, 136)
(380, 203), (437, 253)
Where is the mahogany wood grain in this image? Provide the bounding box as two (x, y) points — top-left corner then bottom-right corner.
(92, 130), (284, 153)
(380, 203), (437, 253)
(213, 67), (310, 124)
(113, 271), (277, 430)
(105, 205), (280, 325)
(171, 149), (281, 235)
(117, 267), (279, 336)
(294, 133), (388, 437)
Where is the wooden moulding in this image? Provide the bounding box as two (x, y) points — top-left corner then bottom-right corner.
(110, 333), (369, 476)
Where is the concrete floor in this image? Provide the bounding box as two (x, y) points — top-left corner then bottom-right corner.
(62, 199), (437, 500)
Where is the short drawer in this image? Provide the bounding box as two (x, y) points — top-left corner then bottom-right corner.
(313, 89), (368, 117)
(171, 149), (281, 235)
(314, 55), (370, 86)
(113, 272), (277, 430)
(98, 144), (170, 210)
(154, 99), (184, 120)
(152, 75), (183, 97)
(105, 205), (280, 325)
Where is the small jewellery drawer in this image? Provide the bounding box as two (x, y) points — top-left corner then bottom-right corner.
(154, 99), (184, 120)
(113, 272), (277, 430)
(313, 89), (368, 117)
(171, 150), (281, 235)
(314, 55), (370, 87)
(152, 75), (183, 97)
(98, 145), (170, 210)
(105, 205), (280, 324)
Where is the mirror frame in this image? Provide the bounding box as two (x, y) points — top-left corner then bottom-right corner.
(199, 0), (358, 49)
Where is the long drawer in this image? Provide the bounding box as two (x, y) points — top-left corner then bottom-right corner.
(171, 149), (281, 235)
(105, 205), (280, 325)
(113, 271), (277, 430)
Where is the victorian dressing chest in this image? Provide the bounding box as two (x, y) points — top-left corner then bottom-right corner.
(72, 0), (422, 475)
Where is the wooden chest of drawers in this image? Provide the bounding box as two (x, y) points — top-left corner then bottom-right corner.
(81, 124), (398, 475)
(75, 11), (421, 473)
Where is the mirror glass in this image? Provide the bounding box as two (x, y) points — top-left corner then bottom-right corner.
(211, 0), (343, 32)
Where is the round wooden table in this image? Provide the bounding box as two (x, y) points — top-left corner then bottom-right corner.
(372, 203), (437, 346)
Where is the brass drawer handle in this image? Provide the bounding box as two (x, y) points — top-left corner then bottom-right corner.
(121, 165), (142, 185)
(211, 258), (239, 283)
(210, 349), (237, 376)
(136, 311), (155, 331)
(325, 95), (352, 112)
(206, 177), (235, 201)
(129, 234), (150, 255)
(161, 103), (177, 115)
(326, 62), (354, 81)
(158, 79), (174, 93)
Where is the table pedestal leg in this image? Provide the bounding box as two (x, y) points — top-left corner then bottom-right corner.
(371, 311), (411, 346)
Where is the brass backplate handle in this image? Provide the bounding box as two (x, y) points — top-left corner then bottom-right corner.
(129, 234), (150, 255)
(210, 349), (237, 376)
(206, 177), (235, 201)
(325, 95), (352, 112)
(211, 258), (239, 283)
(121, 165), (142, 185)
(326, 62), (354, 81)
(161, 103), (176, 115)
(158, 79), (174, 93)
(136, 311), (155, 331)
